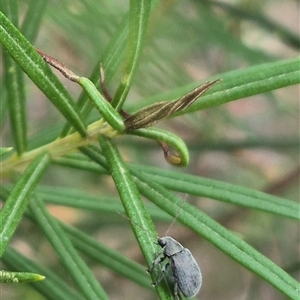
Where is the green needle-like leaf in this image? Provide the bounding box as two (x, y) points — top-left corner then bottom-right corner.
(3, 54), (27, 155)
(2, 246), (84, 300)
(0, 152), (50, 256)
(2, 0), (27, 155)
(112, 0), (152, 110)
(21, 0), (48, 42)
(99, 136), (172, 300)
(98, 137), (157, 259)
(77, 77), (125, 132)
(185, 56), (300, 114)
(0, 147), (13, 156)
(50, 154), (298, 220)
(35, 185), (171, 221)
(1, 2), (298, 299)
(130, 57), (300, 115)
(0, 12), (87, 136)
(131, 170), (300, 299)
(133, 166), (300, 220)
(59, 16), (129, 136)
(60, 1), (161, 135)
(28, 196), (109, 300)
(0, 270), (45, 283)
(1, 0), (18, 26)
(63, 223), (152, 290)
(128, 128), (189, 166)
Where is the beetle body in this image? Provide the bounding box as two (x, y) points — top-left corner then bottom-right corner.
(150, 236), (202, 299)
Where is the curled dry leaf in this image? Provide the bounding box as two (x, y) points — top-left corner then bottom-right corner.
(124, 80), (220, 130)
(36, 48), (79, 82)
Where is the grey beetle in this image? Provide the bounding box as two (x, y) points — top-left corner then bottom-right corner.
(149, 236), (202, 300)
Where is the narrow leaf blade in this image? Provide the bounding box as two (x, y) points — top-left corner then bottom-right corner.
(28, 196), (109, 300)
(0, 12), (87, 136)
(0, 152), (50, 256)
(132, 170), (300, 299)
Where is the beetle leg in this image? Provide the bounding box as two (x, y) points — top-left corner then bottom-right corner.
(173, 281), (180, 300)
(148, 253), (166, 273)
(152, 262), (170, 286)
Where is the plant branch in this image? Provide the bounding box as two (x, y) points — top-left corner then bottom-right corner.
(1, 120), (118, 176)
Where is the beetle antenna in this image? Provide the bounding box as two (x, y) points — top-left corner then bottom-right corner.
(165, 194), (188, 236)
(117, 212), (158, 240)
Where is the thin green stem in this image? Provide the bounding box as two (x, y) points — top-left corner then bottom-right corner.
(1, 119), (117, 176)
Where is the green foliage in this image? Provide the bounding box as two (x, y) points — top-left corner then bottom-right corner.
(0, 0), (299, 299)
(0, 269), (45, 283)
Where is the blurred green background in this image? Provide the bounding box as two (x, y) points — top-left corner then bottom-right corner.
(1, 0), (299, 299)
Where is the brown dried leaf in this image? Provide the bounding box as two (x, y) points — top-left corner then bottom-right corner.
(124, 80), (220, 130)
